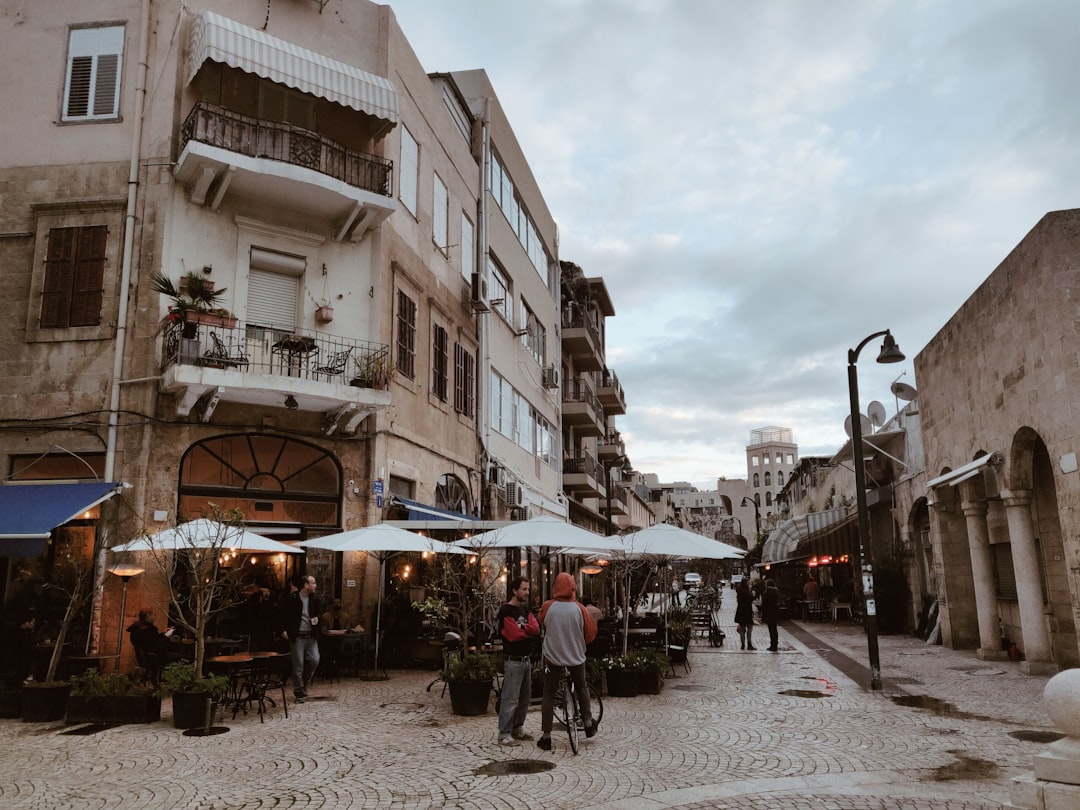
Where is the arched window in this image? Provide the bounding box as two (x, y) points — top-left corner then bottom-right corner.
(753, 473), (760, 487)
(178, 434), (342, 529)
(765, 491), (773, 506)
(764, 472), (771, 486)
(777, 471), (784, 486)
(435, 473), (470, 514)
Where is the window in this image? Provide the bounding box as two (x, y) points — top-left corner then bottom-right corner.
(433, 174), (448, 253)
(454, 343), (475, 417)
(41, 226), (107, 327)
(487, 257), (510, 322)
(432, 324), (448, 402)
(519, 300), (546, 365)
(534, 412), (555, 464)
(786, 453), (794, 464)
(764, 472), (771, 487)
(765, 492), (773, 506)
(992, 543), (1017, 600)
(488, 150), (551, 285)
(63, 26), (124, 122)
(752, 456), (759, 467)
(460, 214), (474, 279)
(777, 471), (785, 486)
(399, 126), (418, 215)
(396, 290), (416, 380)
(753, 473), (760, 487)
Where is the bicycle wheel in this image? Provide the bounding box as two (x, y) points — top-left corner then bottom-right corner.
(566, 677), (580, 754)
(552, 677), (568, 728)
(587, 680), (603, 726)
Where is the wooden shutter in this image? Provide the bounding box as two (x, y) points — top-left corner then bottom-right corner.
(41, 225), (106, 328)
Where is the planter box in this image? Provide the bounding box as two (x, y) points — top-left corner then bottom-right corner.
(21, 682), (71, 722)
(638, 672), (663, 695)
(66, 695), (161, 725)
(171, 691), (216, 729)
(604, 669), (640, 698)
(184, 310), (237, 329)
(448, 680), (491, 716)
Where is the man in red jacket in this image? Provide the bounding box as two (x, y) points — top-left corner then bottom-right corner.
(536, 572), (598, 751)
(496, 577), (540, 745)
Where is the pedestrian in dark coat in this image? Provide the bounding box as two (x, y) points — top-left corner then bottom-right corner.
(734, 579), (756, 650)
(762, 579), (781, 651)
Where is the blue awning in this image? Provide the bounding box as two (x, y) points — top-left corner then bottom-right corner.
(391, 496), (476, 522)
(0, 482), (123, 556)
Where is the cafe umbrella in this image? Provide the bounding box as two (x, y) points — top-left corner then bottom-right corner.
(111, 519), (303, 554)
(298, 524), (466, 678)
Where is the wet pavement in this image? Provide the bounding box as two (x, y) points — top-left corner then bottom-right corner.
(0, 593), (1056, 809)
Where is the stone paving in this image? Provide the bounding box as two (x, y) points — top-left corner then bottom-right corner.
(0, 595), (1057, 810)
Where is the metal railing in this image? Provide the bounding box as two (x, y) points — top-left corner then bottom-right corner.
(162, 317), (392, 389)
(563, 379), (602, 414)
(563, 449), (598, 480)
(561, 308), (602, 354)
(181, 101), (393, 197)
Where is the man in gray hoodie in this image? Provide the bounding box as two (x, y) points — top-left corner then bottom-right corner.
(536, 571), (598, 751)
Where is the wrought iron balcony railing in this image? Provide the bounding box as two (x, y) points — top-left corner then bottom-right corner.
(162, 316), (392, 389)
(180, 101), (393, 197)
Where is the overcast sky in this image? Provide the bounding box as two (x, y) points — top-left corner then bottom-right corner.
(386, 0), (1080, 487)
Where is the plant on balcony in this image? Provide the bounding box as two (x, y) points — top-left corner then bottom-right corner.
(350, 352), (395, 390)
(151, 270), (235, 334)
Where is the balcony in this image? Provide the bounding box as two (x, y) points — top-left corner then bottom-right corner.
(605, 483), (629, 517)
(159, 317), (391, 435)
(561, 309), (604, 372)
(596, 368), (626, 415)
(597, 431), (626, 462)
(563, 450), (600, 496)
(175, 102), (396, 241)
(562, 380), (604, 437)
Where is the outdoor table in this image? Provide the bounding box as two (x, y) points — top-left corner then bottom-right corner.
(271, 335), (318, 376)
(206, 653), (255, 719)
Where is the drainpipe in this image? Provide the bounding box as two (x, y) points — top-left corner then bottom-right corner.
(104, 0), (151, 482)
(476, 97), (492, 508)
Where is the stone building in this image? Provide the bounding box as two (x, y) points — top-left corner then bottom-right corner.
(0, 0), (561, 665)
(916, 208), (1080, 673)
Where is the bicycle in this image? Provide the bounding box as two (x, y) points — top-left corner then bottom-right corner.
(551, 666), (603, 754)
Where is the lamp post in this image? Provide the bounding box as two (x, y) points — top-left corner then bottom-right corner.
(740, 497), (761, 542)
(603, 455), (631, 537)
(847, 329), (904, 691)
(107, 563), (145, 672)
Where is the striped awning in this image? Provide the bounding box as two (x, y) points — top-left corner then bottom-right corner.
(188, 11), (398, 125)
(760, 507), (852, 566)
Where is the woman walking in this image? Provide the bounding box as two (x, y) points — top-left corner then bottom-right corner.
(734, 579), (756, 651)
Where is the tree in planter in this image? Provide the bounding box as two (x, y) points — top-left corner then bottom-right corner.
(423, 531), (505, 651)
(150, 269), (231, 323)
(123, 508), (253, 678)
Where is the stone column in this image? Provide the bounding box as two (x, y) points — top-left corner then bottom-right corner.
(961, 500), (1008, 660)
(1001, 489), (1056, 675)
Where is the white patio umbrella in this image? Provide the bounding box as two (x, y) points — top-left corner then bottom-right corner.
(461, 514), (619, 553)
(298, 524), (465, 677)
(111, 519), (303, 554)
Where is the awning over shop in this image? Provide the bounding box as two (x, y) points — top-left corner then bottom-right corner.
(760, 506), (851, 565)
(0, 482), (123, 556)
(391, 496), (477, 522)
(188, 11), (399, 125)
(926, 452), (1004, 489)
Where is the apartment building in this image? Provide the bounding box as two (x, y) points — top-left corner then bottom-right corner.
(0, 0), (561, 660)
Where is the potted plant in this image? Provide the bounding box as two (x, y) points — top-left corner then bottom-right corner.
(349, 349), (395, 390)
(442, 653), (497, 716)
(631, 649), (669, 695)
(66, 668), (161, 724)
(150, 270), (235, 337)
(157, 661), (229, 730)
(599, 654), (641, 698)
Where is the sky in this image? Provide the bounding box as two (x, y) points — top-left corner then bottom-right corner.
(385, 0), (1080, 487)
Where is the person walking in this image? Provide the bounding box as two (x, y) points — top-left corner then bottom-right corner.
(278, 574), (321, 703)
(496, 577), (540, 745)
(536, 572), (598, 751)
(762, 578), (781, 652)
(734, 578), (756, 651)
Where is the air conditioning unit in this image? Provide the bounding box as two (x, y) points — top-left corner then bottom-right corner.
(542, 366), (559, 389)
(469, 271), (490, 312)
(505, 480), (525, 507)
(488, 464), (505, 488)
(510, 506), (531, 521)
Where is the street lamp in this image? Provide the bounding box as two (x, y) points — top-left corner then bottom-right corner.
(603, 455), (633, 537)
(107, 563), (144, 672)
(740, 497), (761, 541)
(847, 329), (904, 691)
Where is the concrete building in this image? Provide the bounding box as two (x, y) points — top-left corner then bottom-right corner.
(0, 0), (561, 664)
(746, 426), (798, 515)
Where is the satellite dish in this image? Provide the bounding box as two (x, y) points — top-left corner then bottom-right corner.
(867, 401), (887, 428)
(844, 413), (872, 438)
(891, 381), (918, 402)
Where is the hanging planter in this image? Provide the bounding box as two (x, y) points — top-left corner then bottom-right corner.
(315, 305), (335, 324)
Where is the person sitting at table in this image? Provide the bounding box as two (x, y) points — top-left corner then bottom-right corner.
(803, 574), (821, 602)
(127, 607), (175, 680)
(320, 598), (363, 633)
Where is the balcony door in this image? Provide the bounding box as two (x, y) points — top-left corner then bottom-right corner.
(245, 247), (304, 365)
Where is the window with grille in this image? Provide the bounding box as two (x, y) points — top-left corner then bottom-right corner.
(454, 342), (475, 417)
(63, 26), (124, 122)
(992, 540), (1048, 602)
(396, 290), (416, 379)
(432, 324), (448, 402)
(41, 226), (107, 327)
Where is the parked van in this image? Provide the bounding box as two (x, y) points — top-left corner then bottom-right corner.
(683, 572), (702, 591)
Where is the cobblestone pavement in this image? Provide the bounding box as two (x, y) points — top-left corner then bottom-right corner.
(0, 595), (1056, 810)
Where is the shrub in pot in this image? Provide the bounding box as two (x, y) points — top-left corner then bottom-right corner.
(600, 655), (641, 698)
(157, 662), (229, 729)
(631, 650), (669, 695)
(442, 653), (497, 716)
